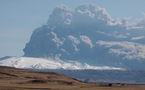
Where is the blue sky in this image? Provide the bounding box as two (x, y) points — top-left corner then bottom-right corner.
(0, 0), (145, 57)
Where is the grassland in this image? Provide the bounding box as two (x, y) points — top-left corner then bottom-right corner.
(0, 66), (145, 90)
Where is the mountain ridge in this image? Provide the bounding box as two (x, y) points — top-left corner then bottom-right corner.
(0, 56), (124, 70)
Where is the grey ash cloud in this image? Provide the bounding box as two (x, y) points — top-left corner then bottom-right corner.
(23, 4), (145, 70)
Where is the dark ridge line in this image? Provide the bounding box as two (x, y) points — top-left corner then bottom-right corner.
(0, 72), (18, 77)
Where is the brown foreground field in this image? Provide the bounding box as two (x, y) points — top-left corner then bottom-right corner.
(0, 66), (145, 90)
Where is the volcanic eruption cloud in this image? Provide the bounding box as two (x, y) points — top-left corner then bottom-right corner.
(23, 4), (145, 70)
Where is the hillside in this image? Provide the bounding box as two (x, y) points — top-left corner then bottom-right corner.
(0, 66), (145, 90)
(0, 66), (85, 90)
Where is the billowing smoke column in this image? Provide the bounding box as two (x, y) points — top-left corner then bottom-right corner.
(23, 4), (145, 70)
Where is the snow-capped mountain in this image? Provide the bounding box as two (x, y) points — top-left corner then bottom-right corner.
(0, 57), (123, 70)
(23, 4), (145, 70)
(1, 57), (145, 84)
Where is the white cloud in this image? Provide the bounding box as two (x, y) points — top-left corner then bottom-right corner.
(96, 31), (128, 39)
(68, 35), (80, 51)
(47, 4), (142, 29)
(80, 35), (93, 48)
(46, 3), (145, 31)
(74, 4), (112, 25)
(96, 41), (145, 60)
(134, 15), (145, 29)
(48, 5), (72, 25)
(131, 36), (145, 40)
(68, 35), (80, 45)
(51, 32), (63, 47)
